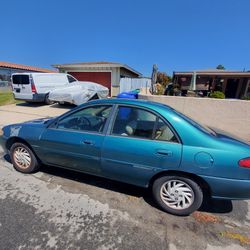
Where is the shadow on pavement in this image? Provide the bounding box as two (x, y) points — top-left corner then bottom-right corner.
(41, 164), (146, 198)
(4, 154), (11, 163)
(199, 198), (233, 214)
(40, 164), (234, 215)
(49, 103), (75, 109)
(15, 102), (75, 110)
(16, 102), (46, 108)
(2, 153), (234, 215)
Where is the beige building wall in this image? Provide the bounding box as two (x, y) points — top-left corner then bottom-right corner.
(139, 94), (250, 141)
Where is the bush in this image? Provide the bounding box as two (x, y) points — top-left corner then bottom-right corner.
(155, 84), (165, 95)
(241, 96), (250, 100)
(209, 91), (225, 99)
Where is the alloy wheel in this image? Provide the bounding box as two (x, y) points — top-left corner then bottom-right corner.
(13, 146), (32, 169)
(160, 180), (194, 210)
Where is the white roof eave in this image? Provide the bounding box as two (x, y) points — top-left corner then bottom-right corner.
(52, 63), (141, 76)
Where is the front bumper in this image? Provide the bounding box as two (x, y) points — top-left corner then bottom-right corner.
(0, 134), (8, 155)
(201, 175), (250, 200)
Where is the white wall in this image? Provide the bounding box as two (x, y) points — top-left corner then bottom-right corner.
(119, 78), (151, 93)
(139, 94), (250, 141)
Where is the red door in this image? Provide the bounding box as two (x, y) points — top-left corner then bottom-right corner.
(68, 72), (111, 94)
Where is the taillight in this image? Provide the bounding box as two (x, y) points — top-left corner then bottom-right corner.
(239, 158), (250, 168)
(30, 77), (37, 93)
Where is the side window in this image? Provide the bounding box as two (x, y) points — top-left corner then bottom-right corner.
(111, 106), (157, 139)
(57, 105), (112, 133)
(154, 118), (178, 143)
(67, 75), (77, 83)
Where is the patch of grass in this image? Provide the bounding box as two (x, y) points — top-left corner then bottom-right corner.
(0, 91), (23, 106)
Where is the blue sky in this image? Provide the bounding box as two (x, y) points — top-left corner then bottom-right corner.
(1, 0), (250, 76)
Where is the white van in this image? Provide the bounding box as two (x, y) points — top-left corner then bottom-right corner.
(11, 73), (78, 104)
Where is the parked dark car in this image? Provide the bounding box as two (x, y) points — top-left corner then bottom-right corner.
(1, 99), (250, 216)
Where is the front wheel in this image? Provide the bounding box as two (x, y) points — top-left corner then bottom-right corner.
(10, 142), (40, 173)
(152, 175), (203, 216)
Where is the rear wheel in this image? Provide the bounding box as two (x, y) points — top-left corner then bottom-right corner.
(152, 175), (203, 216)
(10, 142), (40, 173)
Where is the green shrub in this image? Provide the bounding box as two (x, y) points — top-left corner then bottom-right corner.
(209, 91), (225, 99)
(155, 84), (165, 95)
(241, 96), (250, 100)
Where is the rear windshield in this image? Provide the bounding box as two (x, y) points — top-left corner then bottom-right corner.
(174, 110), (216, 136)
(12, 75), (30, 85)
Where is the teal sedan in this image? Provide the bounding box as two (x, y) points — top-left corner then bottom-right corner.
(1, 99), (250, 216)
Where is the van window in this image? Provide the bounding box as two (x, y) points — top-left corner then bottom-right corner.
(12, 75), (30, 85)
(67, 75), (77, 83)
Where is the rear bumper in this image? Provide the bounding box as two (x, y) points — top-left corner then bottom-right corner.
(14, 93), (46, 102)
(200, 175), (250, 200)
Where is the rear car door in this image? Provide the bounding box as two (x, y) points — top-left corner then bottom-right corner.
(38, 104), (113, 175)
(101, 105), (182, 187)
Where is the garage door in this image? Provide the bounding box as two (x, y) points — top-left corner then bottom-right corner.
(68, 72), (111, 94)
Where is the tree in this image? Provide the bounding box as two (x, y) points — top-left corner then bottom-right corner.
(156, 72), (172, 87)
(216, 64), (225, 70)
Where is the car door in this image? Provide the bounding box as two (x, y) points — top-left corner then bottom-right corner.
(38, 104), (113, 175)
(101, 105), (182, 187)
(12, 74), (33, 100)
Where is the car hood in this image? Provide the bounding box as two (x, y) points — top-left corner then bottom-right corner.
(23, 117), (55, 125)
(2, 117), (56, 139)
(49, 81), (109, 105)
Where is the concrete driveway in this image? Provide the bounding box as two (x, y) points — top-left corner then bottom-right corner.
(0, 102), (72, 127)
(0, 103), (250, 250)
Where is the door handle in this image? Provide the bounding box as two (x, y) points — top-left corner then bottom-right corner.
(156, 150), (173, 156)
(82, 140), (94, 145)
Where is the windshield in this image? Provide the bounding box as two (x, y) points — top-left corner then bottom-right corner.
(67, 75), (78, 83)
(174, 110), (216, 136)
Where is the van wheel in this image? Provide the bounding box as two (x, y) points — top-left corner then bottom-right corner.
(44, 94), (53, 105)
(152, 175), (203, 216)
(10, 142), (40, 173)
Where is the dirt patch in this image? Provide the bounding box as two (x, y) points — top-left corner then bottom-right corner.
(193, 211), (221, 223)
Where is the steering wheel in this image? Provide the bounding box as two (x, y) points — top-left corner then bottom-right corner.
(78, 116), (91, 128)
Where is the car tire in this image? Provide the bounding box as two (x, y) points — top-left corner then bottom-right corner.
(44, 94), (53, 105)
(152, 175), (203, 216)
(10, 142), (40, 173)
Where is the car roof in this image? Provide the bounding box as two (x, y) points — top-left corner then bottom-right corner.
(86, 98), (174, 111)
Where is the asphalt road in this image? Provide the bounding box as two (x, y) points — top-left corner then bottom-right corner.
(0, 103), (250, 249)
(0, 142), (250, 250)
